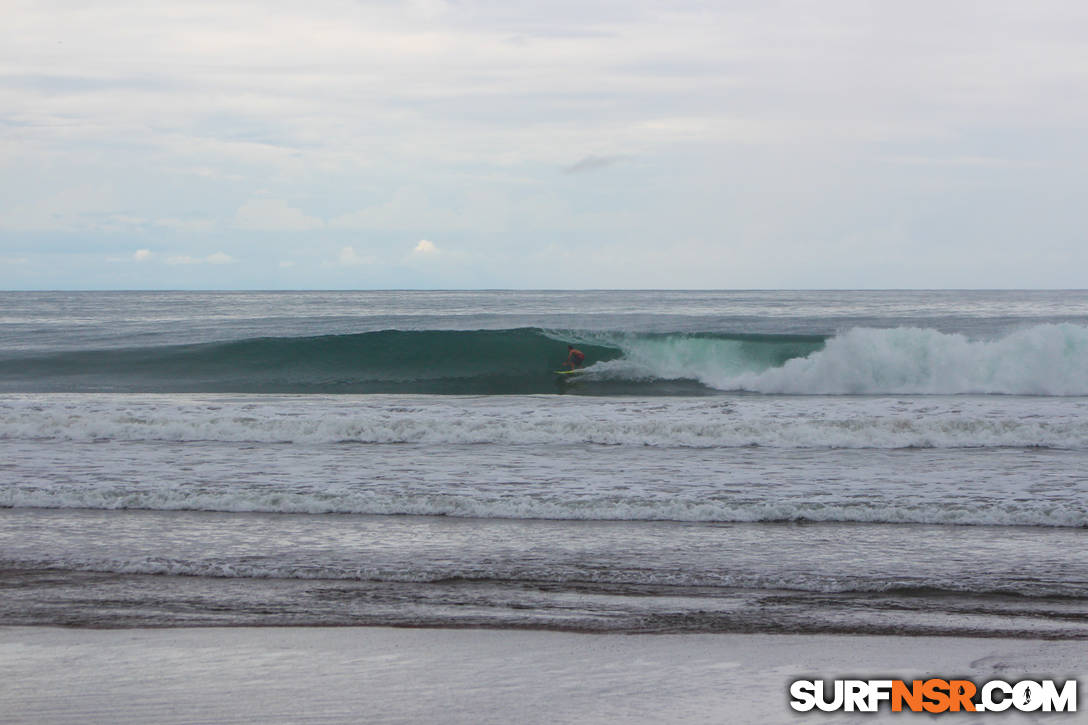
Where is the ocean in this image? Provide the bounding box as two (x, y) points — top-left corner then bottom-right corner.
(1, 290), (1086, 636)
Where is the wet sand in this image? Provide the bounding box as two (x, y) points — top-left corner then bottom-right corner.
(1, 627), (1083, 724)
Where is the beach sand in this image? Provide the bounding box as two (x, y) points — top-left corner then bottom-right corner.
(1, 627), (1083, 724)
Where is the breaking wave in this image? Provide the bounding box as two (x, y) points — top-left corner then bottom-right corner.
(1, 323), (1086, 396)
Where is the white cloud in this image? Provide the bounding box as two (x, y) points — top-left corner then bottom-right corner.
(0, 256), (29, 265)
(404, 238), (463, 270)
(166, 256), (200, 265)
(166, 252), (235, 265)
(337, 246), (374, 266)
(413, 239), (439, 256)
(233, 199), (324, 231)
(279, 260), (296, 268)
(106, 249), (152, 263)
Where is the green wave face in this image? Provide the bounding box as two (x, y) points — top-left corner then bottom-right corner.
(0, 328), (823, 395)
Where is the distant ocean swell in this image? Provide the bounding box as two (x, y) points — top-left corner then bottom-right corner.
(3, 488), (1085, 528)
(2, 323), (1087, 395)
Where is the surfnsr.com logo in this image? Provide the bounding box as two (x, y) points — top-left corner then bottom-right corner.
(789, 678), (1078, 713)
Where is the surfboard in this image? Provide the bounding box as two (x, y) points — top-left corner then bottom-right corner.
(553, 369), (587, 376)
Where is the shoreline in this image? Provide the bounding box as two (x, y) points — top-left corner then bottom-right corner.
(6, 617), (1088, 640)
(3, 627), (1084, 724)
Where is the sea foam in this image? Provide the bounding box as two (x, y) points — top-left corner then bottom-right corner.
(595, 324), (1088, 395)
(2, 393), (1087, 449)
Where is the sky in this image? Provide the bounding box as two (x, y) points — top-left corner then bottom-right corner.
(2, 0), (1087, 289)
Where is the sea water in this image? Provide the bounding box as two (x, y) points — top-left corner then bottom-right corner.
(0, 290), (1086, 635)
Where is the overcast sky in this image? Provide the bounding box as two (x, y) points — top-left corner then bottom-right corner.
(2, 0), (1086, 289)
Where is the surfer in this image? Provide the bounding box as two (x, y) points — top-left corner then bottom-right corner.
(564, 345), (586, 369)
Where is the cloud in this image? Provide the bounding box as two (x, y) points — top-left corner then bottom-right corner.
(0, 184), (135, 232)
(278, 260), (296, 269)
(412, 239), (439, 256)
(0, 256), (29, 265)
(337, 246), (374, 266)
(4, 1), (1088, 288)
(328, 189), (477, 232)
(328, 194), (416, 231)
(875, 155), (1039, 169)
(106, 249), (153, 263)
(563, 155), (626, 174)
(166, 252), (235, 265)
(233, 199), (324, 231)
(154, 217), (216, 233)
(404, 239), (462, 269)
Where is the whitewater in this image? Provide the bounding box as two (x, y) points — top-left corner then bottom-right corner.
(583, 323), (1088, 395)
(3, 393), (1088, 450)
(1, 290), (1087, 636)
